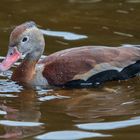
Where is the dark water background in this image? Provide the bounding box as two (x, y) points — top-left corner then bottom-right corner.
(0, 0), (140, 139)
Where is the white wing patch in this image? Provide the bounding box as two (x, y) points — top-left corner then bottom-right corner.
(73, 63), (122, 81)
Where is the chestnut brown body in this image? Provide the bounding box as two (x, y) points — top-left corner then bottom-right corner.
(0, 22), (140, 88)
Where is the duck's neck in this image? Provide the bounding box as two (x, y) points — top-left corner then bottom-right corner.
(11, 50), (42, 84)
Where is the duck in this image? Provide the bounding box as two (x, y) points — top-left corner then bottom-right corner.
(0, 21), (140, 88)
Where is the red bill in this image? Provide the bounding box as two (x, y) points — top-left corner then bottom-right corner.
(0, 47), (21, 71)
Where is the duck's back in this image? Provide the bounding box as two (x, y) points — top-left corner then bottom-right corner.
(40, 46), (140, 87)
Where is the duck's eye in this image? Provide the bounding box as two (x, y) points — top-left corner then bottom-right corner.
(22, 36), (29, 43)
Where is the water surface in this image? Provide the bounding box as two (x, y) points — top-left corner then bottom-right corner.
(0, 0), (140, 139)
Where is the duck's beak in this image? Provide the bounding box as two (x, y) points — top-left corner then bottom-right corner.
(0, 47), (21, 71)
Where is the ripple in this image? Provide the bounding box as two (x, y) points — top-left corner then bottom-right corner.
(0, 120), (44, 127)
(126, 0), (140, 3)
(76, 116), (140, 131)
(40, 29), (87, 40)
(0, 71), (12, 78)
(35, 130), (110, 140)
(38, 95), (70, 101)
(121, 101), (134, 105)
(116, 10), (129, 14)
(69, 0), (102, 3)
(0, 56), (5, 60)
(36, 87), (54, 95)
(114, 31), (133, 37)
(0, 94), (17, 98)
(0, 110), (7, 115)
(0, 80), (23, 93)
(36, 87), (70, 101)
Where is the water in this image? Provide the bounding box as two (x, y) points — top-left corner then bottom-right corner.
(0, 0), (140, 139)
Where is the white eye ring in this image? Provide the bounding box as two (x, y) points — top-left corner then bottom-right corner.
(21, 36), (29, 43)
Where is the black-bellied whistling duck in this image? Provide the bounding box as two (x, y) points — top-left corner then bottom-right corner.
(0, 21), (140, 88)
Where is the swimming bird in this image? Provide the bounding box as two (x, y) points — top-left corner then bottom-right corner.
(0, 21), (140, 88)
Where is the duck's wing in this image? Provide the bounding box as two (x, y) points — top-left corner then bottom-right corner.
(42, 46), (140, 86)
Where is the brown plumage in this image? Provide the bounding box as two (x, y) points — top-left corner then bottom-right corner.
(42, 46), (140, 85)
(0, 21), (140, 87)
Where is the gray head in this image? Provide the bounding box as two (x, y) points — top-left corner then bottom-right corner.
(0, 21), (45, 71)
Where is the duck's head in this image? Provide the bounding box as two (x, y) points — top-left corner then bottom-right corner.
(0, 21), (45, 71)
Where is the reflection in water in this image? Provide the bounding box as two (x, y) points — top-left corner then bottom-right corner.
(36, 78), (140, 139)
(76, 116), (140, 130)
(35, 130), (110, 140)
(40, 29), (87, 40)
(40, 78), (140, 123)
(0, 72), (139, 139)
(0, 110), (7, 115)
(38, 94), (70, 101)
(69, 0), (102, 3)
(113, 31), (133, 37)
(0, 120), (43, 127)
(0, 79), (22, 93)
(0, 0), (140, 139)
(0, 90), (44, 139)
(126, 0), (140, 3)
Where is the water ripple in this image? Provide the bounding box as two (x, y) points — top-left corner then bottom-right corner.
(0, 80), (23, 93)
(40, 29), (87, 40)
(126, 0), (140, 3)
(114, 31), (133, 37)
(0, 120), (44, 127)
(38, 95), (70, 101)
(76, 116), (140, 131)
(0, 110), (7, 115)
(35, 130), (110, 140)
(69, 0), (102, 3)
(36, 87), (70, 101)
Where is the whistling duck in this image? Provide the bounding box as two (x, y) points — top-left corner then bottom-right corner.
(0, 21), (140, 88)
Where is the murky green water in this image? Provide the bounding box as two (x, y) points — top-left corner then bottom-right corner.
(0, 0), (140, 139)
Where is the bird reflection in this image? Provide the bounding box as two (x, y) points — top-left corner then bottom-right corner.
(0, 90), (44, 139)
(44, 79), (140, 123)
